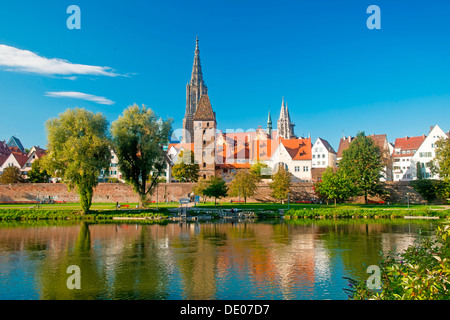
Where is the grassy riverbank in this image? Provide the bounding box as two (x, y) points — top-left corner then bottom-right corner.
(284, 207), (450, 219)
(0, 202), (449, 221)
(0, 208), (170, 221)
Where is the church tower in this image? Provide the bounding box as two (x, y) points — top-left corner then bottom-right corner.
(193, 94), (217, 179)
(182, 37), (208, 143)
(277, 97), (296, 139)
(267, 110), (272, 139)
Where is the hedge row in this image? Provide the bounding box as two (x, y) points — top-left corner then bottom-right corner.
(0, 208), (170, 221)
(284, 208), (450, 219)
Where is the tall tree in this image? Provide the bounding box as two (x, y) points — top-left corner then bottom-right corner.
(250, 161), (270, 181)
(193, 177), (209, 203)
(432, 137), (450, 180)
(269, 165), (291, 203)
(313, 167), (354, 206)
(228, 170), (258, 203)
(339, 131), (384, 204)
(28, 158), (51, 183)
(203, 176), (228, 206)
(111, 104), (172, 207)
(416, 161), (423, 180)
(43, 108), (110, 214)
(171, 150), (199, 182)
(431, 137), (450, 202)
(0, 166), (24, 184)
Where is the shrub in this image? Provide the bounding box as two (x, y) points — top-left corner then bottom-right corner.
(346, 226), (450, 300)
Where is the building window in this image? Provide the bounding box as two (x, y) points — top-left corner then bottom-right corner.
(203, 162), (206, 168)
(322, 154), (325, 158)
(303, 166), (309, 172)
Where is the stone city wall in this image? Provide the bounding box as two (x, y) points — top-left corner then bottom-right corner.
(0, 181), (427, 204)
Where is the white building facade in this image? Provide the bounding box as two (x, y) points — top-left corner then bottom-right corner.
(311, 137), (337, 168)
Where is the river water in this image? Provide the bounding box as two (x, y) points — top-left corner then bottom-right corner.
(0, 219), (439, 300)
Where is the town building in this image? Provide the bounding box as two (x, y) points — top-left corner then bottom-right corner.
(392, 135), (426, 181)
(171, 38), (314, 182)
(408, 124), (448, 180)
(311, 138), (337, 169)
(337, 133), (393, 181)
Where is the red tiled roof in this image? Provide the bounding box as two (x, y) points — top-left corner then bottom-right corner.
(0, 154), (8, 167)
(216, 163), (251, 170)
(281, 137), (312, 160)
(392, 135), (425, 158)
(12, 152), (29, 167)
(0, 141), (11, 156)
(337, 134), (388, 158)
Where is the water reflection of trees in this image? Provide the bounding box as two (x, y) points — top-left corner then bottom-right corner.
(2, 219), (437, 300)
(38, 222), (107, 299)
(38, 222), (172, 299)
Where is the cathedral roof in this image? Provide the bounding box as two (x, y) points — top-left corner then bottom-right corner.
(193, 94), (215, 121)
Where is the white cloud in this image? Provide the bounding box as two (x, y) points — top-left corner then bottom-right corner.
(0, 44), (119, 77)
(45, 91), (115, 105)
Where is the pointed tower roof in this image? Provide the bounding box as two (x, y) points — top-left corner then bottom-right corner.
(190, 36), (205, 87)
(7, 136), (24, 153)
(279, 97), (286, 120)
(285, 102), (292, 122)
(267, 110), (272, 125)
(193, 94), (215, 121)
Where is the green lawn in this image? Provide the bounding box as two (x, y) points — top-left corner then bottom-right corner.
(0, 201), (445, 211)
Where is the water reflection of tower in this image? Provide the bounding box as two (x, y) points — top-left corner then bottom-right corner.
(272, 229), (317, 299)
(172, 222), (218, 299)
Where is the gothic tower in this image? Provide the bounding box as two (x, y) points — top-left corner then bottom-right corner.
(182, 37), (208, 143)
(277, 97), (296, 139)
(193, 94), (217, 179)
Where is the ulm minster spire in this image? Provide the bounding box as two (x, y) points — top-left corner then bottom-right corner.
(277, 97), (296, 139)
(182, 37), (208, 143)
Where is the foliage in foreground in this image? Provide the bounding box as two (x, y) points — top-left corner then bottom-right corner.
(346, 225), (450, 300)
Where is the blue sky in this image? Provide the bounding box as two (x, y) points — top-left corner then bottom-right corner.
(0, 0), (449, 151)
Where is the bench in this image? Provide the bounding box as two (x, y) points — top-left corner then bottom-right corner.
(121, 204), (130, 209)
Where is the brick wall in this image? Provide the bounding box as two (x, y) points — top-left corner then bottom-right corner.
(0, 181), (427, 204)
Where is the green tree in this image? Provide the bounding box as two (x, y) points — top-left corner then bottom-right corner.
(339, 131), (384, 204)
(269, 165), (291, 203)
(203, 176), (228, 206)
(250, 161), (270, 180)
(43, 108), (110, 214)
(111, 104), (172, 207)
(0, 166), (24, 184)
(193, 177), (209, 203)
(416, 161), (423, 180)
(411, 179), (446, 204)
(314, 167), (354, 206)
(171, 150), (199, 182)
(228, 170), (258, 203)
(432, 137), (450, 179)
(28, 158), (51, 183)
